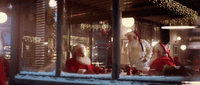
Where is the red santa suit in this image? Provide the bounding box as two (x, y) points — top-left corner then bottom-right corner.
(0, 57), (10, 85)
(65, 57), (95, 73)
(174, 57), (182, 66)
(65, 44), (95, 73)
(148, 43), (175, 75)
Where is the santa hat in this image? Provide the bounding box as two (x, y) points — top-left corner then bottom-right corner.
(71, 44), (86, 57)
(154, 42), (168, 57)
(126, 31), (141, 42)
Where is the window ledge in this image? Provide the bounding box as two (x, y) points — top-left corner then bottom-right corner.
(15, 71), (200, 85)
(14, 74), (182, 85)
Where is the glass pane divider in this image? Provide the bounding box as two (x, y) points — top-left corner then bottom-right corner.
(55, 0), (63, 77)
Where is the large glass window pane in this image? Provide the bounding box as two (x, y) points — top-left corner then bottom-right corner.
(0, 16), (11, 61)
(19, 0), (57, 72)
(61, 0), (113, 76)
(120, 0), (199, 78)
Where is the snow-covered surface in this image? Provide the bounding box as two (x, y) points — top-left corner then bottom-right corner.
(15, 74), (180, 85)
(15, 73), (150, 85)
(19, 71), (56, 76)
(60, 71), (112, 79)
(119, 75), (186, 82)
(15, 71), (193, 85)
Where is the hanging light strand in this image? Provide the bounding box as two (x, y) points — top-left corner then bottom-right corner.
(149, 0), (198, 26)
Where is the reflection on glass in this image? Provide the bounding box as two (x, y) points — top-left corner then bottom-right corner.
(62, 21), (112, 75)
(20, 0), (57, 72)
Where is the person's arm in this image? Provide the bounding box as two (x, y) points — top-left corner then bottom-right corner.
(66, 59), (77, 73)
(141, 40), (152, 62)
(84, 64), (95, 74)
(3, 58), (10, 78)
(1, 32), (5, 49)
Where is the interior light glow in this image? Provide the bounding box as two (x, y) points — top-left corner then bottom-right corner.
(44, 42), (48, 45)
(161, 26), (196, 29)
(177, 36), (181, 41)
(0, 12), (8, 23)
(8, 4), (12, 9)
(180, 45), (187, 50)
(124, 29), (133, 34)
(152, 41), (158, 47)
(126, 29), (132, 33)
(182, 81), (200, 84)
(122, 17), (135, 28)
(49, 0), (57, 8)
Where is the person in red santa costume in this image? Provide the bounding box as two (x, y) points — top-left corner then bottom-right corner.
(65, 44), (95, 74)
(122, 31), (152, 74)
(0, 54), (10, 85)
(148, 42), (176, 75)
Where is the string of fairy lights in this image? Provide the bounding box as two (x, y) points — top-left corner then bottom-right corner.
(149, 0), (198, 25)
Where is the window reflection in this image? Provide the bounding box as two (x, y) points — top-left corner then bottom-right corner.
(20, 0), (57, 72)
(16, 0), (200, 78)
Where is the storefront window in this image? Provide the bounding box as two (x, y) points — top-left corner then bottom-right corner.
(10, 0), (200, 84)
(18, 0), (57, 72)
(119, 0), (199, 78)
(61, 0), (113, 74)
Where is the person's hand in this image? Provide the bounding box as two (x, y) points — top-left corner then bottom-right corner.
(84, 71), (95, 74)
(142, 56), (150, 63)
(1, 32), (3, 39)
(142, 58), (147, 63)
(121, 64), (125, 69)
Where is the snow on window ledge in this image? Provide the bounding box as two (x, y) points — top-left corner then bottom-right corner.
(60, 71), (112, 79)
(15, 74), (109, 84)
(19, 70), (56, 76)
(16, 71), (195, 84)
(119, 75), (190, 82)
(15, 73), (147, 85)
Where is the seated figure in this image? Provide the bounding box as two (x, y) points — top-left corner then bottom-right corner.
(148, 42), (176, 75)
(174, 57), (182, 66)
(65, 44), (95, 74)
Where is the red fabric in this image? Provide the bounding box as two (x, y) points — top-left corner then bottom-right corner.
(134, 31), (141, 42)
(148, 56), (176, 75)
(65, 58), (95, 73)
(166, 49), (174, 62)
(160, 43), (173, 62)
(0, 57), (10, 85)
(174, 57), (182, 66)
(194, 60), (199, 66)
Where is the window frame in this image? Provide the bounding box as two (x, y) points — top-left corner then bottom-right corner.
(10, 0), (121, 80)
(10, 0), (192, 84)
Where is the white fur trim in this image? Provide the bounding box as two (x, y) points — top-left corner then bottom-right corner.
(72, 44), (86, 56)
(76, 56), (91, 65)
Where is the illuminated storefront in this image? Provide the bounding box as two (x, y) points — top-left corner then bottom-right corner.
(4, 0), (200, 85)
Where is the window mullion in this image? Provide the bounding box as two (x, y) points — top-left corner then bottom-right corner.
(55, 0), (64, 77)
(10, 0), (21, 83)
(112, 0), (121, 80)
